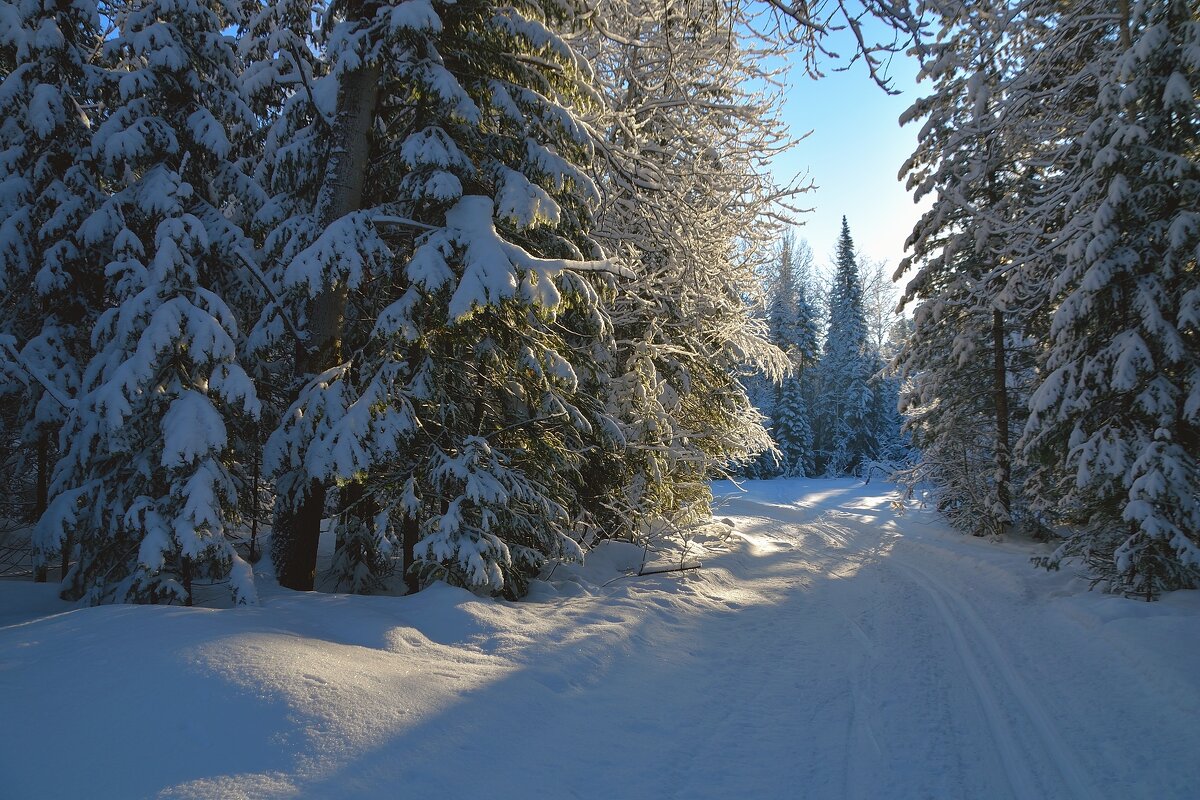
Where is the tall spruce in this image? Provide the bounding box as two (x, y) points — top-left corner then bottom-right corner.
(36, 0), (263, 604)
(1021, 0), (1200, 596)
(770, 234), (819, 477)
(259, 0), (624, 597)
(0, 0), (106, 578)
(893, 2), (1032, 535)
(815, 217), (876, 475)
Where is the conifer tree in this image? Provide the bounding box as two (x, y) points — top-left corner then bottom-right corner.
(1022, 0), (1200, 595)
(36, 0), (262, 604)
(0, 0), (106, 576)
(769, 234), (819, 477)
(893, 1), (1039, 533)
(814, 217), (875, 475)
(259, 0), (625, 596)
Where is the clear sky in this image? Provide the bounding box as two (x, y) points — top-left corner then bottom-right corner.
(769, 35), (929, 277)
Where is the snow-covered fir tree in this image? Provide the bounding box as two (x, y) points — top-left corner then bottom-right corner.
(893, 1), (1033, 535)
(894, 0), (1200, 601)
(35, 0), (262, 604)
(854, 256), (908, 474)
(814, 217), (877, 475)
(259, 0), (626, 597)
(0, 0), (107, 576)
(768, 234), (819, 477)
(1021, 0), (1200, 596)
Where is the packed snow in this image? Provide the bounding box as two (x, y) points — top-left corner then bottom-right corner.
(1, 478), (1197, 799)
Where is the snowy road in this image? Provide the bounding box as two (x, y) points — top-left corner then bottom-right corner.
(701, 482), (1197, 800)
(1, 478), (1197, 799)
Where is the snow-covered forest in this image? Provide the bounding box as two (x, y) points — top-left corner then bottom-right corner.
(0, 0), (919, 603)
(739, 222), (908, 482)
(0, 0), (1196, 604)
(1, 0), (1198, 795)
(894, 0), (1199, 598)
(745, 0), (1199, 603)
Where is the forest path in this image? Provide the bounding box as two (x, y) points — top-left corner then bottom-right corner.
(292, 479), (1199, 799)
(700, 480), (1197, 800)
(1, 479), (1197, 799)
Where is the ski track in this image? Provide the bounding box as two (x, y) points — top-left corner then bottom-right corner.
(889, 554), (1098, 800)
(714, 485), (1193, 800)
(802, 501), (1098, 799)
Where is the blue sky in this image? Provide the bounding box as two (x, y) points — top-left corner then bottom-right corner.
(769, 36), (929, 276)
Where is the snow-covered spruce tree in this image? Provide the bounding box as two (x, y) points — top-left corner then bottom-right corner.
(0, 0), (107, 576)
(256, 0), (392, 592)
(857, 259), (907, 473)
(579, 0), (795, 528)
(813, 217), (876, 475)
(774, 377), (812, 477)
(261, 0), (625, 596)
(741, 235), (806, 481)
(237, 0), (333, 566)
(388, 1), (624, 598)
(893, 0), (1041, 534)
(1021, 0), (1200, 596)
(894, 265), (1020, 533)
(36, 0), (262, 605)
(769, 233), (819, 477)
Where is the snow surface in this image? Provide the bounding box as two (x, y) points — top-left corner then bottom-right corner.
(1, 478), (1198, 799)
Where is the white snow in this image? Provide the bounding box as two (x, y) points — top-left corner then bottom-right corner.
(1, 478), (1197, 799)
(161, 390), (228, 467)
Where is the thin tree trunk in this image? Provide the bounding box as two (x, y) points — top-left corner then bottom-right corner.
(274, 59), (381, 591)
(182, 556), (193, 607)
(992, 309), (1011, 531)
(249, 425), (260, 562)
(402, 513), (420, 594)
(33, 432), (48, 582)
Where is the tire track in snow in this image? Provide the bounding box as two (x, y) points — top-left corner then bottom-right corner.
(842, 612), (883, 800)
(721, 491), (1094, 799)
(802, 511), (890, 798)
(888, 554), (1099, 800)
(800, 503), (1097, 800)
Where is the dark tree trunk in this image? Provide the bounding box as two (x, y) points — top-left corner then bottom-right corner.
(273, 60), (381, 591)
(402, 513), (420, 595)
(182, 556), (194, 607)
(274, 479), (325, 591)
(33, 432), (48, 582)
(992, 309), (1011, 531)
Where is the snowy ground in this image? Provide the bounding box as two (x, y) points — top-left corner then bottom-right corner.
(1, 478), (1197, 799)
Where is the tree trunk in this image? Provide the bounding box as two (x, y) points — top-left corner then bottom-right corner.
(401, 513), (420, 595)
(182, 556), (194, 607)
(33, 432), (48, 582)
(274, 59), (381, 591)
(992, 309), (1011, 531)
(249, 426), (260, 562)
